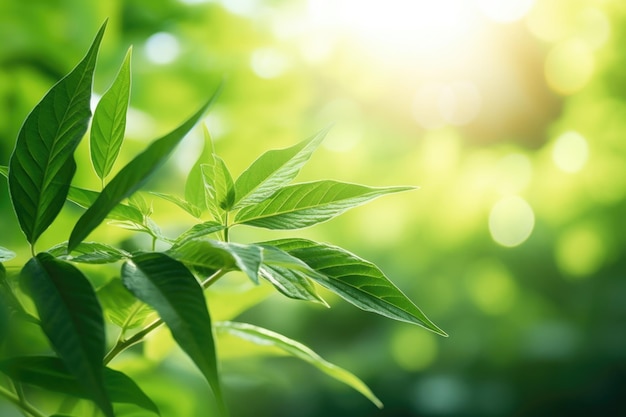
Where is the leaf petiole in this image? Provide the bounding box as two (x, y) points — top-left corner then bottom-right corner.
(0, 384), (47, 417)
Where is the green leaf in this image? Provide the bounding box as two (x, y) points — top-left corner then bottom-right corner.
(0, 165), (7, 177)
(184, 124), (214, 212)
(68, 84), (222, 251)
(265, 239), (447, 336)
(233, 128), (329, 209)
(0, 356), (160, 415)
(258, 245), (327, 305)
(216, 321), (383, 408)
(169, 239), (262, 284)
(201, 156), (235, 220)
(48, 241), (131, 264)
(97, 278), (153, 328)
(67, 185), (145, 224)
(0, 264), (39, 325)
(121, 252), (225, 413)
(234, 180), (414, 230)
(0, 246), (15, 262)
(21, 252), (114, 417)
(91, 47), (132, 182)
(150, 192), (202, 218)
(174, 221), (224, 244)
(8, 23), (106, 245)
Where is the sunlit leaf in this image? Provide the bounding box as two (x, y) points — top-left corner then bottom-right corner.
(216, 321), (383, 408)
(174, 221), (224, 244)
(91, 47), (132, 182)
(121, 252), (225, 413)
(0, 165), (7, 177)
(185, 124), (214, 212)
(21, 252), (114, 417)
(258, 245), (327, 305)
(48, 241), (131, 264)
(201, 156), (234, 220)
(235, 180), (414, 229)
(0, 246), (15, 262)
(67, 186), (144, 224)
(97, 278), (153, 329)
(233, 128), (329, 209)
(128, 192), (152, 216)
(264, 239), (447, 336)
(169, 238), (262, 284)
(7, 23), (106, 245)
(68, 84), (222, 251)
(0, 356), (160, 415)
(150, 192), (202, 218)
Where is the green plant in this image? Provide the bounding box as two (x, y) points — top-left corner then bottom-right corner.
(0, 22), (445, 417)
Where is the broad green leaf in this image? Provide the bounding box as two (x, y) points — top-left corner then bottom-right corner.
(169, 238), (262, 284)
(265, 239), (447, 336)
(258, 245), (327, 305)
(184, 124), (214, 212)
(0, 246), (15, 262)
(91, 47), (132, 182)
(150, 192), (202, 218)
(201, 156), (235, 221)
(128, 192), (152, 216)
(0, 356), (159, 415)
(121, 252), (225, 414)
(68, 84), (222, 251)
(233, 128), (329, 209)
(67, 186), (144, 224)
(0, 263), (38, 325)
(234, 180), (414, 230)
(48, 241), (131, 264)
(8, 23), (106, 245)
(174, 221), (224, 244)
(21, 252), (114, 417)
(97, 278), (153, 329)
(216, 321), (382, 408)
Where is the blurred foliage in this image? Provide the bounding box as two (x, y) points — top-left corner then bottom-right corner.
(2, 0), (626, 416)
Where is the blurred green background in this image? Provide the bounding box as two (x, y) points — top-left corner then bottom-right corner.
(2, 0), (626, 416)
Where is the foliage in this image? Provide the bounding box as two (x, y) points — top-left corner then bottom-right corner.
(0, 23), (444, 417)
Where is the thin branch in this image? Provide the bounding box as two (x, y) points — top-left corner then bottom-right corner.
(0, 385), (47, 417)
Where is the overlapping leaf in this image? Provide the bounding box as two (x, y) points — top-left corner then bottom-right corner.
(68, 84), (222, 251)
(0, 246), (15, 262)
(91, 47), (132, 183)
(21, 252), (114, 417)
(8, 23), (106, 245)
(216, 321), (382, 408)
(174, 221), (224, 245)
(0, 356), (159, 415)
(202, 156), (235, 220)
(48, 241), (131, 264)
(184, 124), (214, 212)
(234, 180), (413, 229)
(233, 128), (329, 209)
(150, 192), (202, 218)
(97, 278), (153, 329)
(169, 238), (262, 284)
(264, 239), (447, 336)
(121, 252), (225, 414)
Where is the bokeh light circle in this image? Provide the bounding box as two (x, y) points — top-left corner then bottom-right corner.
(489, 196), (535, 247)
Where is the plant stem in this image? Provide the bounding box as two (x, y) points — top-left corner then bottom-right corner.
(223, 212), (230, 242)
(0, 385), (47, 417)
(103, 269), (228, 365)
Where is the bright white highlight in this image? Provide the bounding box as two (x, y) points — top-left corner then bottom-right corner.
(552, 131), (589, 173)
(250, 48), (291, 79)
(145, 32), (180, 65)
(413, 82), (482, 129)
(489, 196), (535, 247)
(475, 0), (535, 23)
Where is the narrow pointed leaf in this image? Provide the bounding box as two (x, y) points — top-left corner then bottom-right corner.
(67, 185), (144, 223)
(121, 252), (225, 413)
(216, 321), (382, 408)
(48, 241), (131, 264)
(265, 239), (447, 336)
(233, 128), (329, 209)
(91, 47), (132, 181)
(69, 84), (222, 251)
(0, 246), (15, 262)
(0, 356), (159, 415)
(258, 245), (327, 305)
(21, 252), (114, 417)
(8, 23), (106, 245)
(174, 221), (224, 244)
(201, 155), (234, 220)
(235, 180), (414, 230)
(97, 278), (153, 328)
(169, 239), (262, 284)
(150, 191), (202, 218)
(184, 124), (214, 212)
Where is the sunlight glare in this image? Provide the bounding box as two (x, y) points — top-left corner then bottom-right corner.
(474, 0), (535, 23)
(489, 196), (535, 247)
(552, 131), (589, 173)
(145, 32), (180, 65)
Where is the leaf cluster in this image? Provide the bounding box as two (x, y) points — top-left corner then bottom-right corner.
(0, 22), (445, 417)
